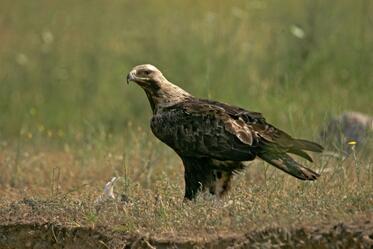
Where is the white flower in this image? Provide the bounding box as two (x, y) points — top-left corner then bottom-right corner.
(290, 25), (305, 39)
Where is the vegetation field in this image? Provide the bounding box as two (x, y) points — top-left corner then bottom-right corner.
(0, 0), (372, 248)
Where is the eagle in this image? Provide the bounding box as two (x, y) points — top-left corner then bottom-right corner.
(126, 64), (323, 200)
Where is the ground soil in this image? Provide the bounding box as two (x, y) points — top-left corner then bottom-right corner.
(0, 217), (372, 249)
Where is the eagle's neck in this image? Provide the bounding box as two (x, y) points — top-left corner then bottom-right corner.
(144, 80), (191, 114)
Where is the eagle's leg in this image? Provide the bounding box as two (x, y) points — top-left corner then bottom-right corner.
(182, 157), (244, 200)
(207, 160), (246, 197)
(209, 170), (233, 197)
(181, 156), (216, 200)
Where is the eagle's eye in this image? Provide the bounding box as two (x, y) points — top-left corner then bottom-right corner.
(143, 70), (151, 76)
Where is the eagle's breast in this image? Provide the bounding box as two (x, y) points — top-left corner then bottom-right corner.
(150, 107), (225, 155)
(150, 109), (181, 149)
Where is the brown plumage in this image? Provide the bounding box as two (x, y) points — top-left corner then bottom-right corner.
(127, 64), (323, 200)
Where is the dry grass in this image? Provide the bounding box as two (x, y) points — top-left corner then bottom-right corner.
(0, 129), (372, 239)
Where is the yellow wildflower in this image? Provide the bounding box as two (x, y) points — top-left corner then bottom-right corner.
(347, 141), (357, 145)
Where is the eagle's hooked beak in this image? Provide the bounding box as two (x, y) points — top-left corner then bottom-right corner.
(126, 70), (136, 84)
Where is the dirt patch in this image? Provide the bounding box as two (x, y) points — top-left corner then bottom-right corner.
(233, 220), (373, 249)
(0, 224), (112, 249)
(1, 219), (372, 249)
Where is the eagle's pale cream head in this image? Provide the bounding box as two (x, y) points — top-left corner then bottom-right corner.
(126, 64), (165, 88)
(126, 64), (191, 112)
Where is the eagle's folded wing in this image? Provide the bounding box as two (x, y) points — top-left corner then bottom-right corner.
(151, 101), (259, 161)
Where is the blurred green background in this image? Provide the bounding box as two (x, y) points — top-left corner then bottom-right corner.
(1, 0), (372, 141)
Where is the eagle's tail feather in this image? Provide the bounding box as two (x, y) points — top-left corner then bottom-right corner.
(258, 152), (320, 181)
(294, 139), (324, 153)
(288, 149), (313, 162)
